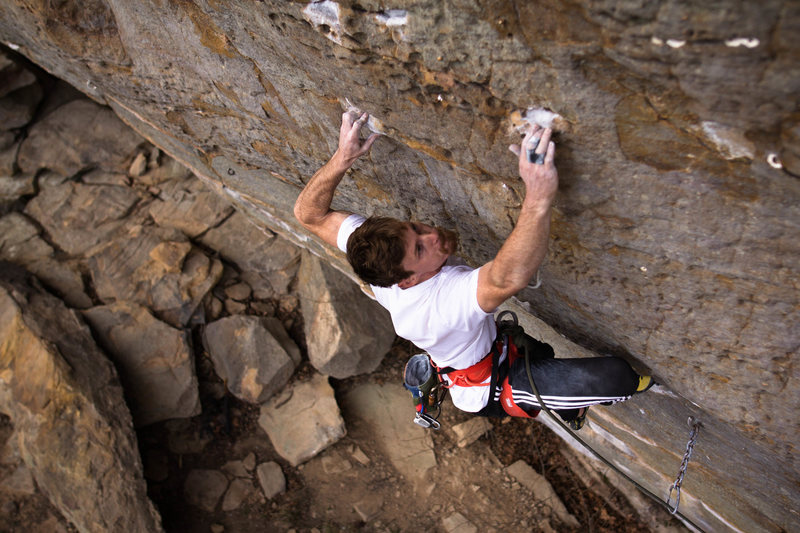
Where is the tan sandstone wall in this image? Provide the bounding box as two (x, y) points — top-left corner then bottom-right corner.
(0, 1), (797, 531)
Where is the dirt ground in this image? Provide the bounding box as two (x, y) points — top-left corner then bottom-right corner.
(137, 331), (683, 533)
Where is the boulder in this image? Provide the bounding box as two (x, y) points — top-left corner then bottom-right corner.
(24, 181), (140, 256)
(89, 224), (223, 327)
(0, 212), (91, 308)
(0, 264), (162, 532)
(82, 302), (201, 427)
(148, 175), (234, 238)
(0, 50), (42, 131)
(221, 478), (254, 511)
(0, 174), (34, 201)
(297, 252), (394, 379)
(199, 210), (301, 297)
(184, 469), (228, 512)
(0, 140), (21, 178)
(451, 417), (493, 448)
(17, 99), (142, 177)
(202, 315), (299, 404)
(258, 374), (346, 467)
(442, 513), (478, 533)
(255, 461), (285, 500)
(506, 460), (579, 529)
(341, 383), (437, 487)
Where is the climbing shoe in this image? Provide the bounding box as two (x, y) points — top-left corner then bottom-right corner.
(635, 375), (655, 393)
(568, 407), (588, 431)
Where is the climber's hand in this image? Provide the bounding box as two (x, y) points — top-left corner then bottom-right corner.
(335, 111), (380, 169)
(509, 124), (558, 208)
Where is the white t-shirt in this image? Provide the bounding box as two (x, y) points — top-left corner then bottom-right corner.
(338, 214), (497, 412)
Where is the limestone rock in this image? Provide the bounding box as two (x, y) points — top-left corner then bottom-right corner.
(0, 50), (42, 131)
(221, 478), (254, 511)
(148, 175), (234, 238)
(17, 99), (142, 177)
(221, 460), (250, 479)
(255, 461), (285, 500)
(81, 168), (130, 186)
(82, 302), (201, 426)
(24, 181), (140, 256)
(297, 252), (394, 379)
(341, 383), (437, 487)
(442, 512), (478, 533)
(353, 494), (382, 522)
(451, 417), (493, 448)
(506, 460), (579, 529)
(200, 210), (301, 297)
(258, 374), (346, 466)
(0, 140), (21, 178)
(89, 224), (222, 327)
(203, 315), (299, 404)
(0, 264), (162, 532)
(0, 212), (90, 308)
(224, 281), (252, 301)
(0, 174), (34, 201)
(184, 469), (228, 512)
(165, 419), (212, 455)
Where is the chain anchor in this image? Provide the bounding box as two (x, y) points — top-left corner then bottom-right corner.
(667, 416), (702, 515)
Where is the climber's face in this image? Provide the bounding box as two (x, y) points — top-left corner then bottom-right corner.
(397, 222), (457, 288)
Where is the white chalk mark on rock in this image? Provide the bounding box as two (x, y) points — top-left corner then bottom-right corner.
(767, 153), (783, 169)
(725, 37), (760, 48)
(303, 1), (343, 45)
(375, 10), (408, 27)
(700, 121), (755, 160)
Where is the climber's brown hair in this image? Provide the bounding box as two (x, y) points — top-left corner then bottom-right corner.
(346, 216), (412, 287)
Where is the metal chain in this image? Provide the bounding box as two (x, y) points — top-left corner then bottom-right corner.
(667, 416), (702, 515)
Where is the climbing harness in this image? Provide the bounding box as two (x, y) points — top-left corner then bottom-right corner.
(402, 310), (704, 529)
(667, 416), (702, 515)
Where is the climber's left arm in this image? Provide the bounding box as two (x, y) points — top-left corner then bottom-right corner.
(294, 112), (380, 247)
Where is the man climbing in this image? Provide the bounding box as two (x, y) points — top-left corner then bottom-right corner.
(294, 111), (652, 429)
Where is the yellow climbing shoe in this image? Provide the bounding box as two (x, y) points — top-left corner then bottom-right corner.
(636, 375), (655, 393)
(568, 407), (588, 431)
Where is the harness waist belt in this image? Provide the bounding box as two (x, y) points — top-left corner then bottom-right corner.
(440, 351), (493, 388)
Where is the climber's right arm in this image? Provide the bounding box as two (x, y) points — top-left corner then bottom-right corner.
(476, 125), (559, 312)
(294, 112), (380, 248)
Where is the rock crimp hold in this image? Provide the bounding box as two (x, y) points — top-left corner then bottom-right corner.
(0, 263), (162, 532)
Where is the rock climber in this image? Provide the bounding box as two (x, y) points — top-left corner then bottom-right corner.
(294, 111), (652, 429)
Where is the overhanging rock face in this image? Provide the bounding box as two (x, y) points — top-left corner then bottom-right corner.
(0, 1), (797, 531)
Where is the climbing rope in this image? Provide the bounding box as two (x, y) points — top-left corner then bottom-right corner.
(511, 325), (705, 530)
(667, 417), (702, 515)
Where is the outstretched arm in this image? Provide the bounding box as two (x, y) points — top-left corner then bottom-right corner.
(294, 112), (380, 247)
(476, 125), (559, 312)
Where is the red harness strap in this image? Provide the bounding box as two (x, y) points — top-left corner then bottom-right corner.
(498, 337), (537, 418)
(438, 336), (538, 419)
(438, 353), (493, 388)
